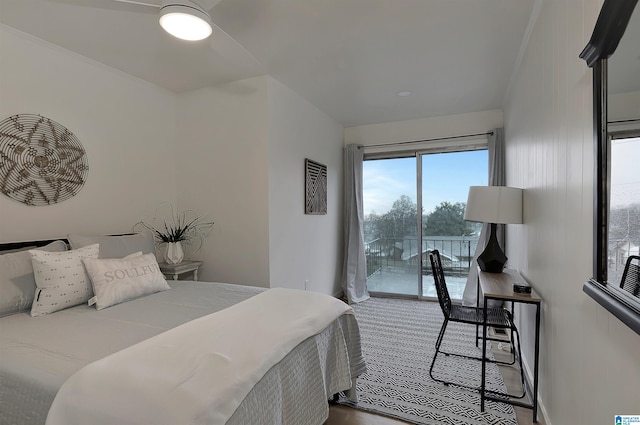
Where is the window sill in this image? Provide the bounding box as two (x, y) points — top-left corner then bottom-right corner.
(583, 279), (640, 335)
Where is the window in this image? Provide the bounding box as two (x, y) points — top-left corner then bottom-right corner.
(607, 133), (640, 286)
(362, 146), (488, 299)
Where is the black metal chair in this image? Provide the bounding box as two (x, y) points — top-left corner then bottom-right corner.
(620, 255), (640, 298)
(428, 249), (525, 396)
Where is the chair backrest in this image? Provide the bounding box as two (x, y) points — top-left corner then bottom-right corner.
(429, 250), (452, 318)
(620, 255), (640, 298)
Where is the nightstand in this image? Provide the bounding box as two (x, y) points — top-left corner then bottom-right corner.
(158, 260), (204, 281)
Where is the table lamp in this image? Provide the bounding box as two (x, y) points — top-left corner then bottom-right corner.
(464, 186), (523, 273)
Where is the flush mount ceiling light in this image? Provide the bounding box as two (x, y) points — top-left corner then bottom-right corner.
(159, 1), (213, 41)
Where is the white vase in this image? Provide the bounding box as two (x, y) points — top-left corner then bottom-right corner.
(164, 241), (184, 264)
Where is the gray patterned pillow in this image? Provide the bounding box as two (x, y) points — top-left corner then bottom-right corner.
(29, 244), (99, 317)
(0, 240), (68, 317)
(68, 232), (155, 259)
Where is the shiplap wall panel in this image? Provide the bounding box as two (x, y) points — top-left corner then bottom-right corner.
(504, 0), (640, 424)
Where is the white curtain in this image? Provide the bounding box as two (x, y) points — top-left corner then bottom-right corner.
(462, 128), (506, 306)
(342, 144), (370, 304)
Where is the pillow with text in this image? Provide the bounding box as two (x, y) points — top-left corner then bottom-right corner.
(83, 253), (170, 310)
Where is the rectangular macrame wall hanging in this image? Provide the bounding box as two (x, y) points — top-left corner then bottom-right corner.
(304, 158), (327, 215)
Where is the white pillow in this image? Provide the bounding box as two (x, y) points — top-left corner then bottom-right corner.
(0, 240), (68, 317)
(82, 253), (170, 310)
(29, 244), (99, 317)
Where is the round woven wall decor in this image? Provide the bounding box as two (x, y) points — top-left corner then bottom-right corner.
(0, 114), (89, 206)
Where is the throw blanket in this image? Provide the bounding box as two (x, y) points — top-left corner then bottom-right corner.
(46, 288), (352, 425)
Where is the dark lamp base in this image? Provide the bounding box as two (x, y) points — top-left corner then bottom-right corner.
(477, 223), (507, 273)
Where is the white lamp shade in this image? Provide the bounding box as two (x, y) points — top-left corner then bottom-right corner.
(159, 2), (213, 41)
(464, 186), (523, 224)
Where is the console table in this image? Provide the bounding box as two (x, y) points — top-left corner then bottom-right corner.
(158, 260), (203, 281)
(477, 268), (542, 423)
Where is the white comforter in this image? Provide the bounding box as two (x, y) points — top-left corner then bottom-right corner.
(45, 288), (352, 425)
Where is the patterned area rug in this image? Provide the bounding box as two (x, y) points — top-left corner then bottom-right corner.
(337, 297), (517, 425)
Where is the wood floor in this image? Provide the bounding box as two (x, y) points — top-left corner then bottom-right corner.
(324, 343), (545, 425)
(325, 405), (407, 425)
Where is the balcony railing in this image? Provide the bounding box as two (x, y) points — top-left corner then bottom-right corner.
(365, 236), (479, 278)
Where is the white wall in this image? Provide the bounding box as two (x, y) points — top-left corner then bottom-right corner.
(174, 76), (344, 294)
(504, 1), (640, 424)
(0, 28), (346, 294)
(0, 26), (177, 242)
(267, 77), (344, 296)
(175, 77), (271, 287)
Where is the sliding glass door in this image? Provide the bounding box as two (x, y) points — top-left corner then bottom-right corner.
(363, 157), (419, 296)
(363, 148), (487, 299)
(420, 150), (487, 299)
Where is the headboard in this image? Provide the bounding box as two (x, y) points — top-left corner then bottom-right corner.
(0, 234), (141, 254)
(0, 239), (70, 253)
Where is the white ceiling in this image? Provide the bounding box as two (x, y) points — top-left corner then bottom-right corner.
(0, 0), (538, 127)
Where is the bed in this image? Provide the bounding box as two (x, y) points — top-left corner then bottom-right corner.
(0, 235), (366, 425)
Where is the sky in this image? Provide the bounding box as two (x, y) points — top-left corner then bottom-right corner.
(363, 150), (488, 217)
(610, 137), (640, 208)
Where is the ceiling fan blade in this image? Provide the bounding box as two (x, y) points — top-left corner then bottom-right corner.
(41, 0), (227, 15)
(43, 0), (158, 14)
(39, 0), (262, 71)
(111, 0), (159, 8)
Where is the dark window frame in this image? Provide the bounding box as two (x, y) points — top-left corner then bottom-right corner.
(580, 0), (640, 335)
